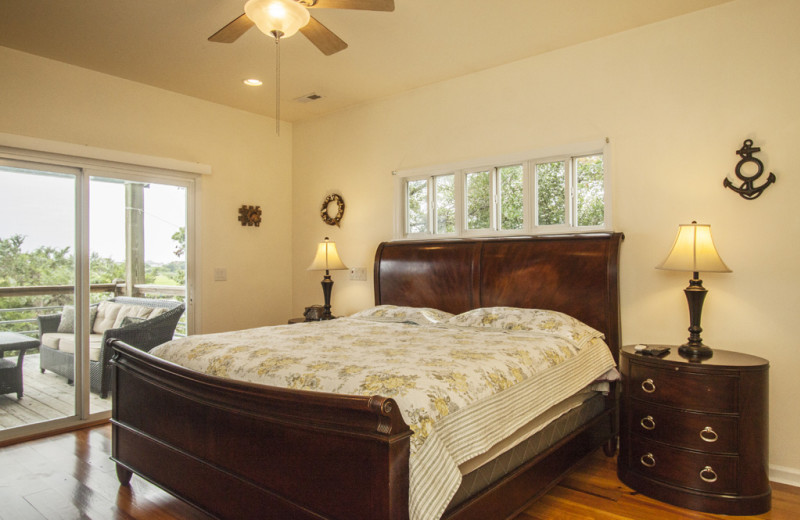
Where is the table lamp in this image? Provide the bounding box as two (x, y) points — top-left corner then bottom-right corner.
(307, 237), (347, 320)
(656, 221), (731, 359)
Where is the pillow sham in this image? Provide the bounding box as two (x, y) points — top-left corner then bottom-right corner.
(446, 307), (604, 348)
(349, 305), (454, 325)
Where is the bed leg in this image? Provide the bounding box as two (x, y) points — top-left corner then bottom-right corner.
(116, 463), (133, 486)
(603, 436), (617, 457)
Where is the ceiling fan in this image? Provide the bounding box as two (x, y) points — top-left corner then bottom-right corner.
(209, 0), (395, 55)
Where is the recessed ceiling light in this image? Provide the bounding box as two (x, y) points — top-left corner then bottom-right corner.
(243, 78), (263, 86)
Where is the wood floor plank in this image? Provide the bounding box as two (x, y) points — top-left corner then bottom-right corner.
(0, 424), (796, 519)
(0, 488), (48, 520)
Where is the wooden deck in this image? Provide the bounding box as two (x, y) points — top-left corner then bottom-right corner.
(0, 353), (111, 430)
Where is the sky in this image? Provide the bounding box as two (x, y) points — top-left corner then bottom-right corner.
(0, 166), (186, 264)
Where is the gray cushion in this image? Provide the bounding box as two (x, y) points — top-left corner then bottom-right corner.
(57, 305), (75, 333)
(120, 316), (146, 327)
(56, 305), (98, 333)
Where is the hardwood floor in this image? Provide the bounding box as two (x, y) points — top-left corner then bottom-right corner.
(0, 424), (797, 519)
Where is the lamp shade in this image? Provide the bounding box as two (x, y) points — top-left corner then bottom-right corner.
(307, 237), (347, 271)
(245, 0), (310, 38)
(656, 222), (731, 273)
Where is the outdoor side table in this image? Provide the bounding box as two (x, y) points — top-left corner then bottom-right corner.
(0, 331), (40, 399)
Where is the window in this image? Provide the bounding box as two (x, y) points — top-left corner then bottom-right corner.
(406, 178), (428, 234)
(498, 165), (524, 230)
(465, 169), (491, 231)
(396, 140), (610, 238)
(434, 174), (455, 233)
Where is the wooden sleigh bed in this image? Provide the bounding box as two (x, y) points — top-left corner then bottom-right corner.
(110, 232), (623, 520)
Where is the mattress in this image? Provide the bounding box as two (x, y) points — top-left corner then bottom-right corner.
(150, 306), (616, 520)
(450, 391), (607, 509)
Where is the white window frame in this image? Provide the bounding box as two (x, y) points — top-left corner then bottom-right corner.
(393, 139), (612, 239)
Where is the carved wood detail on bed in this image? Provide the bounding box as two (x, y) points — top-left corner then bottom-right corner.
(110, 232), (623, 520)
(375, 233), (623, 357)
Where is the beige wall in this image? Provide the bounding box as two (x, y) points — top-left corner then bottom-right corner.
(0, 46), (294, 332)
(293, 0), (800, 477)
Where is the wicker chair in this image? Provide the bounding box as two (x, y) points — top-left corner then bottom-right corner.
(38, 297), (184, 398)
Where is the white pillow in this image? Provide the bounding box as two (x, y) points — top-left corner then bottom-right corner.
(112, 304), (159, 329)
(92, 301), (125, 334)
(447, 307), (604, 348)
(349, 305), (454, 325)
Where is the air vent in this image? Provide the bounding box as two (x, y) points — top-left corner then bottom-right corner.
(294, 92), (322, 103)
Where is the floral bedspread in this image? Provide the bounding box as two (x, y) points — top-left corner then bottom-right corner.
(150, 307), (616, 520)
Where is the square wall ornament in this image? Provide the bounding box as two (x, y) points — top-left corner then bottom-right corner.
(238, 205), (262, 227)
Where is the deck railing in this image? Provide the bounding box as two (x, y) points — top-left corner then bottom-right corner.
(0, 283), (186, 337)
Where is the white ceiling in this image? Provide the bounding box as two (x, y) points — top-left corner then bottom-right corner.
(0, 0), (731, 123)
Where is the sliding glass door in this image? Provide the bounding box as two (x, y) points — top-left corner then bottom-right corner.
(0, 158), (194, 439)
(88, 175), (188, 415)
(0, 165), (78, 430)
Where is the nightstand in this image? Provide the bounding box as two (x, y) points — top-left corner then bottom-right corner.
(618, 345), (770, 515)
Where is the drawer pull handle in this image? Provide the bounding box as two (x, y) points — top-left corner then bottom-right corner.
(700, 466), (718, 483)
(640, 415), (656, 430)
(641, 378), (656, 393)
(640, 453), (656, 468)
(700, 426), (719, 443)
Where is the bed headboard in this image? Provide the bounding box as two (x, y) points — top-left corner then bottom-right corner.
(374, 233), (624, 359)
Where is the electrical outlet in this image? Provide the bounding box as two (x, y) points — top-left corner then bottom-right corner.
(214, 267), (227, 281)
(349, 267), (367, 281)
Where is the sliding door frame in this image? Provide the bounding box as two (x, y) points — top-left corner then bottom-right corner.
(0, 134), (205, 443)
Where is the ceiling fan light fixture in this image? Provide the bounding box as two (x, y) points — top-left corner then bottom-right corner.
(244, 0), (310, 39)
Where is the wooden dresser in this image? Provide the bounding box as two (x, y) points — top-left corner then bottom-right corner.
(618, 345), (770, 515)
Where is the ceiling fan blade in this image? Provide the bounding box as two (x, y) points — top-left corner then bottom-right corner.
(307, 0), (394, 11)
(300, 16), (348, 55)
(208, 13), (254, 43)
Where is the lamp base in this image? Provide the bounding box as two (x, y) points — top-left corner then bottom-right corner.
(678, 343), (713, 360)
(680, 276), (713, 361)
(320, 273), (334, 320)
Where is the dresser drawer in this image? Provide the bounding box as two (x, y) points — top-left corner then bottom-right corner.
(629, 399), (738, 453)
(629, 363), (738, 413)
(629, 436), (738, 494)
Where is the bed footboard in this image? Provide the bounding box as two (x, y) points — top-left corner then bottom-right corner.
(110, 340), (412, 520)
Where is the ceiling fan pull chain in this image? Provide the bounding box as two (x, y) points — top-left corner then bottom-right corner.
(275, 33), (281, 135)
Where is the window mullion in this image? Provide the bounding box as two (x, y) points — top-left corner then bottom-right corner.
(523, 161), (532, 233)
(454, 170), (464, 235)
(492, 167), (498, 231)
(428, 177), (435, 235)
(567, 157), (576, 227)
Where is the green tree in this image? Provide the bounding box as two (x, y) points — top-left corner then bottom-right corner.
(576, 155), (604, 226)
(0, 235), (133, 333)
(499, 165), (523, 230)
(171, 227), (186, 258)
(0, 235), (74, 333)
(466, 170), (491, 229)
(536, 161), (566, 226)
(434, 175), (455, 233)
(407, 179), (428, 233)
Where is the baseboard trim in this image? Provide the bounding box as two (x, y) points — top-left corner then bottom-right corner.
(770, 464), (800, 487)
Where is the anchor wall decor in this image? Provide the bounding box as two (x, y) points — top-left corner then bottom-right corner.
(723, 139), (776, 200)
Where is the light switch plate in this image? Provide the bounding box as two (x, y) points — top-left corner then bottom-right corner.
(349, 267), (367, 281)
(214, 268), (227, 281)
